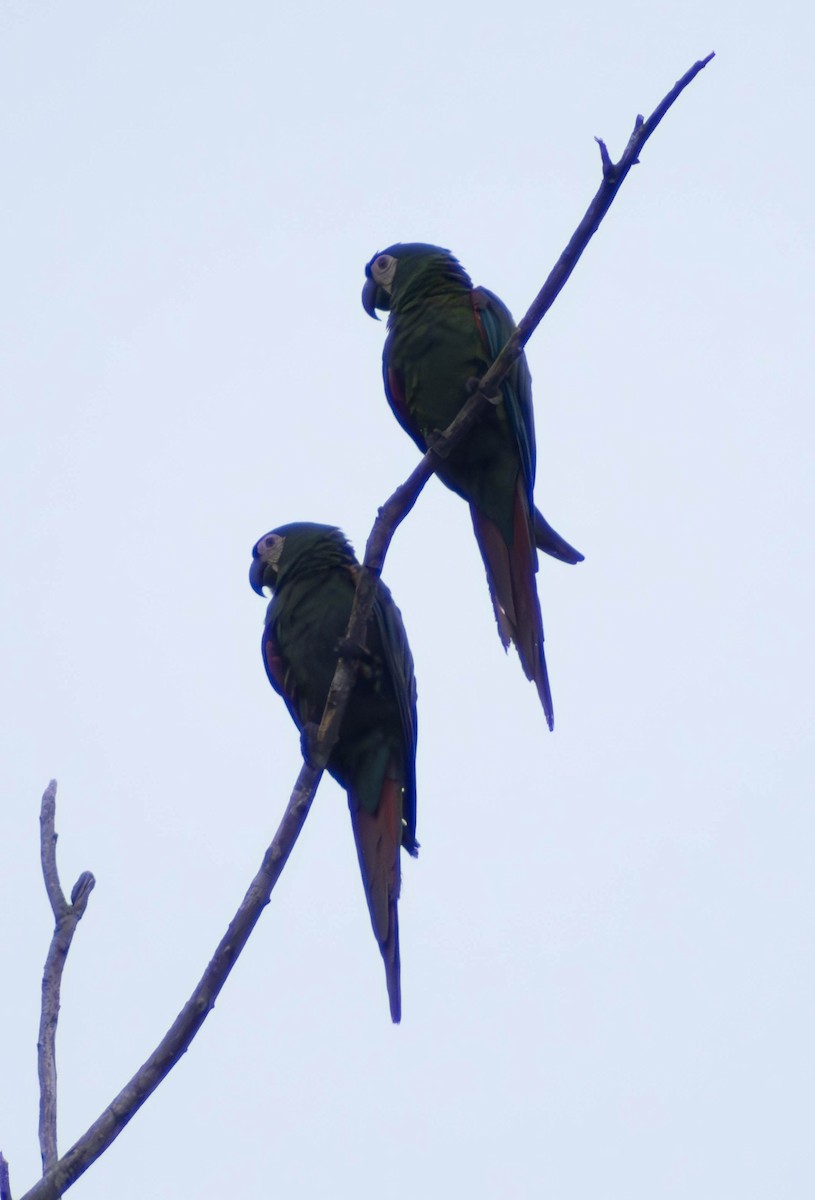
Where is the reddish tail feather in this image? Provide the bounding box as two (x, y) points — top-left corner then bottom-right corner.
(349, 764), (404, 1022)
(470, 482), (554, 729)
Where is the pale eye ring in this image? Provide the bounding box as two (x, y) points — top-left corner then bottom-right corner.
(257, 532), (285, 568)
(371, 253), (396, 288)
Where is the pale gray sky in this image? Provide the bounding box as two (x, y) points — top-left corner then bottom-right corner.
(2, 2), (813, 1198)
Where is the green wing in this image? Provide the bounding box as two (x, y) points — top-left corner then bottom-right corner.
(474, 286), (537, 504)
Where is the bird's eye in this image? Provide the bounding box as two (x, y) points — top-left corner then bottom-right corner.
(255, 531), (285, 570)
(371, 253), (397, 289)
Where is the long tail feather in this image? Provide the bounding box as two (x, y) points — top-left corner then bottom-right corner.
(534, 508), (585, 565)
(349, 765), (404, 1022)
(471, 487), (554, 729)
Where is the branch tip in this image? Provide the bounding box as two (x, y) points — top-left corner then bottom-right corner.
(595, 136), (613, 176)
(70, 872), (96, 911)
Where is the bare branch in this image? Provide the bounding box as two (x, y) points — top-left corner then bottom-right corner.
(513, 52), (715, 348)
(18, 53), (713, 1200)
(37, 782), (96, 1184)
(0, 1153), (12, 1200)
(39, 782), (67, 917)
(21, 759), (324, 1200)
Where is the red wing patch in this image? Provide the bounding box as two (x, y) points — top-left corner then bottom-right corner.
(471, 288), (489, 351)
(386, 365), (423, 445)
(263, 632), (288, 698)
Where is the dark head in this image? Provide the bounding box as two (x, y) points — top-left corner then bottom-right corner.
(361, 243), (472, 318)
(249, 522), (356, 595)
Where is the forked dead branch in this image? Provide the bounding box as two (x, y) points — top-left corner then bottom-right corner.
(7, 53), (714, 1200)
(37, 781), (95, 1185)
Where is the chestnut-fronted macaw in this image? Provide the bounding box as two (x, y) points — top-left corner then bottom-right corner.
(250, 522), (417, 1022)
(363, 242), (582, 729)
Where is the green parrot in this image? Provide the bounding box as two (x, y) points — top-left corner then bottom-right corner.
(362, 242), (583, 730)
(249, 522), (418, 1023)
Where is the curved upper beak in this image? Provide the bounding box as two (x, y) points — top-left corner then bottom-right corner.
(249, 554), (267, 596)
(361, 275), (381, 319)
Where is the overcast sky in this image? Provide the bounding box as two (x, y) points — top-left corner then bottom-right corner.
(2, 2), (812, 1198)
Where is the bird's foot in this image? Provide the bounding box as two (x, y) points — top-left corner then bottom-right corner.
(466, 375), (501, 405)
(427, 428), (452, 459)
(335, 637), (375, 665)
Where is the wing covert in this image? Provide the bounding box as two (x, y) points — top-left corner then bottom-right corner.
(474, 286), (537, 497)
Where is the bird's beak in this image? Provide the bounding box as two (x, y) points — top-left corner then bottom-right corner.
(249, 555), (267, 596)
(361, 275), (381, 319)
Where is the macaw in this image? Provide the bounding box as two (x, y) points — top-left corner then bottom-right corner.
(249, 522), (418, 1023)
(362, 243), (583, 730)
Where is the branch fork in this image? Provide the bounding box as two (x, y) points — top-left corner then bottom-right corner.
(37, 782), (96, 1184)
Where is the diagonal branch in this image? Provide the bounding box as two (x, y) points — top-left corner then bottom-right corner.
(514, 51), (716, 349)
(19, 52), (713, 1200)
(37, 782), (95, 1185)
(0, 1153), (12, 1200)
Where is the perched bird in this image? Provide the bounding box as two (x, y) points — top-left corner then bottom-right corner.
(362, 242), (583, 729)
(249, 522), (418, 1022)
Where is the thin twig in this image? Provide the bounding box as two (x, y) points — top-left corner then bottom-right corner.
(19, 53), (713, 1200)
(37, 782), (95, 1187)
(513, 52), (716, 349)
(0, 1153), (12, 1200)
